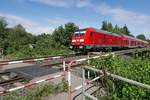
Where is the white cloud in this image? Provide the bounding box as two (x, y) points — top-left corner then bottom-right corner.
(0, 12), (81, 35)
(48, 17), (90, 29)
(0, 12), (54, 34)
(48, 17), (68, 26)
(30, 0), (91, 8)
(95, 3), (150, 39)
(76, 0), (91, 8)
(0, 12), (87, 35)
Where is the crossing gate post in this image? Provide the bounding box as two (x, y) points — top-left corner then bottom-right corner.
(63, 60), (66, 80)
(67, 61), (75, 100)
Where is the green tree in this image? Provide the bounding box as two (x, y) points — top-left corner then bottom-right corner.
(136, 34), (146, 40)
(113, 25), (121, 34)
(51, 22), (78, 47)
(147, 39), (150, 45)
(0, 17), (7, 38)
(107, 22), (113, 32)
(51, 25), (65, 47)
(121, 24), (130, 35)
(13, 24), (26, 32)
(5, 24), (35, 54)
(113, 25), (118, 33)
(101, 20), (108, 31)
(34, 33), (53, 55)
(64, 22), (78, 46)
(0, 17), (8, 52)
(101, 21), (134, 36)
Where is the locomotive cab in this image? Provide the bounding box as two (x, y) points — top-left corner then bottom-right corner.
(70, 29), (87, 53)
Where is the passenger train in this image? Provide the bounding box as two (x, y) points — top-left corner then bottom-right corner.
(70, 27), (148, 53)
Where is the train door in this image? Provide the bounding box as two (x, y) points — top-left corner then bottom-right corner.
(102, 34), (106, 47)
(128, 40), (131, 48)
(90, 32), (94, 44)
(90, 31), (97, 51)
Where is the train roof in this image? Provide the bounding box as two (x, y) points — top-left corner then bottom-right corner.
(83, 27), (120, 36)
(94, 28), (120, 36)
(125, 35), (148, 43)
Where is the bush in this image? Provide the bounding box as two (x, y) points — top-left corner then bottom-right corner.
(89, 54), (150, 99)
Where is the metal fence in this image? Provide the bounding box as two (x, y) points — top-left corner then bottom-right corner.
(67, 50), (150, 100)
(81, 66), (150, 100)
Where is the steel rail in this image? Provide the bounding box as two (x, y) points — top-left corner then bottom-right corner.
(0, 77), (25, 86)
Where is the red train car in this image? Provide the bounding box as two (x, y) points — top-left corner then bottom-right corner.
(70, 27), (148, 53)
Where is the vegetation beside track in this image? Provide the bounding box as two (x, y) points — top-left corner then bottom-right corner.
(0, 17), (78, 59)
(6, 45), (72, 60)
(89, 53), (150, 99)
(1, 80), (67, 100)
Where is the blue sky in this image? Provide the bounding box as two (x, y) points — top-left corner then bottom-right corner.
(0, 0), (150, 39)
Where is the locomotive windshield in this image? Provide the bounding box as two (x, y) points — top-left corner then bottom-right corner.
(74, 30), (86, 37)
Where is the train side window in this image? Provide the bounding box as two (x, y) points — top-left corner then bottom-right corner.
(90, 32), (93, 36)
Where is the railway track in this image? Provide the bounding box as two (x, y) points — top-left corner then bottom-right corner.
(0, 71), (28, 90)
(90, 47), (150, 56)
(113, 47), (150, 55)
(1, 47), (149, 67)
(0, 54), (87, 92)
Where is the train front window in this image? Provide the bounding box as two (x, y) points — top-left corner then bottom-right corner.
(74, 30), (86, 37)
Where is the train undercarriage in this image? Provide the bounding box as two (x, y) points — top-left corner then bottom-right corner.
(70, 45), (130, 54)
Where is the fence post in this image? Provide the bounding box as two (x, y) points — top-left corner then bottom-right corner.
(87, 52), (90, 65)
(63, 60), (66, 80)
(67, 61), (75, 100)
(82, 66), (85, 100)
(87, 52), (90, 79)
(87, 71), (90, 79)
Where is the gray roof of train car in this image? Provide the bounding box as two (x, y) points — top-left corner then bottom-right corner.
(94, 28), (120, 36)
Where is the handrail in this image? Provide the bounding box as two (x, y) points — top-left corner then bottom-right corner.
(84, 66), (150, 90)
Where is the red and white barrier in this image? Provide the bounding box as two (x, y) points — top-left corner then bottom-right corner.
(0, 56), (63, 66)
(0, 58), (67, 95)
(0, 73), (64, 94)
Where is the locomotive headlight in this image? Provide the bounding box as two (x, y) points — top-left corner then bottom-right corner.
(79, 46), (83, 49)
(72, 40), (76, 42)
(80, 39), (84, 42)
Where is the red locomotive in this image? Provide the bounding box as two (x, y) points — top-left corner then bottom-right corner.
(70, 27), (148, 53)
